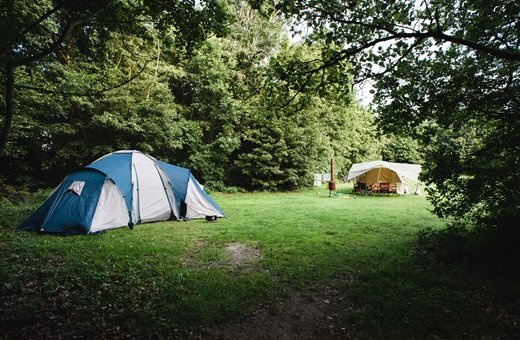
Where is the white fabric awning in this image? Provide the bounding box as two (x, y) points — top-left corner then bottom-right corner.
(346, 160), (421, 182)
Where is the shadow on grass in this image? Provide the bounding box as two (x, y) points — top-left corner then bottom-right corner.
(348, 228), (520, 339)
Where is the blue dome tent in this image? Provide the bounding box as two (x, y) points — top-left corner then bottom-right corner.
(156, 161), (224, 220)
(19, 150), (224, 234)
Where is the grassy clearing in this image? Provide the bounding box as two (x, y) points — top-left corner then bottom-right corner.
(1, 184), (518, 338)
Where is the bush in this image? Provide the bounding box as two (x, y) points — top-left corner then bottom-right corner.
(220, 186), (247, 194)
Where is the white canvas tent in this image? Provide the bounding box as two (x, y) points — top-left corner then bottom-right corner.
(346, 161), (421, 194)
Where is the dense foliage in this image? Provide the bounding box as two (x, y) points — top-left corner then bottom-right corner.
(276, 0), (519, 240)
(1, 1), (380, 192)
(0, 0), (232, 154)
(381, 134), (424, 164)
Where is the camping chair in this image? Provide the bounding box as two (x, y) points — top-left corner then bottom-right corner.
(379, 182), (390, 194)
(363, 182), (373, 195)
(356, 182), (370, 195)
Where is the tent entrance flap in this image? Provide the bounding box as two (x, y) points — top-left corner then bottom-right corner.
(131, 152), (175, 223)
(156, 160), (224, 220)
(90, 179), (129, 232)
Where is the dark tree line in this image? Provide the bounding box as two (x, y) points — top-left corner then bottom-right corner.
(1, 1), (383, 191)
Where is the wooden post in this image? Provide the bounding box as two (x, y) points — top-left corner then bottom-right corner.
(328, 158), (336, 197)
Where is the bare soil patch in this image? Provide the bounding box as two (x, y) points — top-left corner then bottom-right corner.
(225, 242), (262, 267)
(183, 240), (262, 269)
(186, 242), (358, 338)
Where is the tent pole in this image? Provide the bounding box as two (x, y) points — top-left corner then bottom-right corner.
(376, 167), (382, 193)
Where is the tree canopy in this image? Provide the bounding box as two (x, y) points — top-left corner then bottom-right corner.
(1, 1), (380, 192)
(0, 0), (232, 154)
(276, 0), (519, 234)
(3, 0), (517, 242)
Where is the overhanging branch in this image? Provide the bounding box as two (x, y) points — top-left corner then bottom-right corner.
(14, 60), (152, 97)
(353, 37), (426, 85)
(12, 3), (114, 67)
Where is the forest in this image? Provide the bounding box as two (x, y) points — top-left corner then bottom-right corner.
(0, 0), (395, 193)
(0, 0), (519, 337)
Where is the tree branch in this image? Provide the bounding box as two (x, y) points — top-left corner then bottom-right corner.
(14, 60), (152, 97)
(0, 1), (67, 56)
(299, 4), (520, 62)
(310, 29), (520, 77)
(279, 71), (314, 109)
(91, 60), (151, 96)
(273, 26), (519, 110)
(13, 1), (67, 44)
(431, 31), (520, 61)
(13, 4), (114, 67)
(354, 37), (426, 85)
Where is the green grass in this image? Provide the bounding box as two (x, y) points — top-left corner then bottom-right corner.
(1, 184), (518, 338)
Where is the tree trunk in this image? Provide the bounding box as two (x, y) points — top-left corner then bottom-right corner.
(0, 63), (15, 155)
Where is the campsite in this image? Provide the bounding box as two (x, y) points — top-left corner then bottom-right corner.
(1, 183), (519, 339)
(1, 1), (519, 339)
(0, 185), (515, 339)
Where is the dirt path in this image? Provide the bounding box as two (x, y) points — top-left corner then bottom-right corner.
(197, 243), (359, 339)
(189, 242), (356, 340)
(205, 282), (357, 339)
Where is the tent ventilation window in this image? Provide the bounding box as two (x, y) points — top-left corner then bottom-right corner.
(67, 181), (85, 195)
